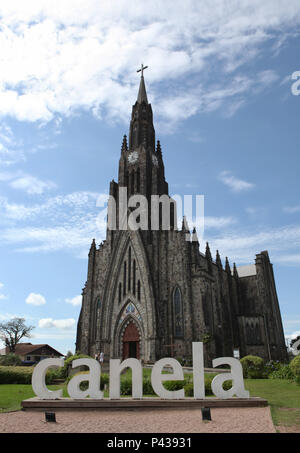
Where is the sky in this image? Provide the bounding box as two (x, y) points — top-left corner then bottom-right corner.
(0, 0), (300, 355)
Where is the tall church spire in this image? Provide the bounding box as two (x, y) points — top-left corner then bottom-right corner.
(137, 63), (149, 104)
(128, 65), (155, 151)
(137, 75), (148, 104)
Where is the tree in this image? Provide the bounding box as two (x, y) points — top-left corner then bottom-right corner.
(0, 317), (35, 353)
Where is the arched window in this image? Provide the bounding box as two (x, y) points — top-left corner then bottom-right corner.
(173, 287), (183, 338)
(137, 280), (141, 301)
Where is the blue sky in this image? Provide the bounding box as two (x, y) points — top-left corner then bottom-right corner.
(0, 0), (300, 355)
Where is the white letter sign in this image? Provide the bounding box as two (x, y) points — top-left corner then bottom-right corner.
(31, 343), (251, 401)
(211, 357), (249, 399)
(151, 358), (184, 399)
(32, 358), (64, 399)
(67, 358), (103, 399)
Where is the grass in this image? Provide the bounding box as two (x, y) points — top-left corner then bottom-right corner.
(0, 384), (63, 413)
(244, 379), (300, 431)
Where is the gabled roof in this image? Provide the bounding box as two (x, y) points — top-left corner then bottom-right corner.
(1, 343), (64, 357)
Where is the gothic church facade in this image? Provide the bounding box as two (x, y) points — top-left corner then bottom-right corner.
(76, 74), (287, 366)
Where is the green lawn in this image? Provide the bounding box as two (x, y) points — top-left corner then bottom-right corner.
(0, 384), (63, 413)
(0, 378), (299, 432)
(244, 379), (300, 431)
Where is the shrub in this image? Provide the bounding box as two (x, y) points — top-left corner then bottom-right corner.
(264, 360), (281, 377)
(120, 377), (132, 395)
(290, 355), (300, 378)
(0, 366), (33, 384)
(0, 353), (22, 366)
(163, 379), (187, 391)
(269, 364), (295, 380)
(240, 355), (265, 379)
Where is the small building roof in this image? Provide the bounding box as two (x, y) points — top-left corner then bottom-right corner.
(0, 343), (64, 357)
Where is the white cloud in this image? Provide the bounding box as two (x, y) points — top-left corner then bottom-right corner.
(0, 124), (25, 166)
(205, 216), (237, 229)
(218, 171), (255, 192)
(65, 295), (82, 306)
(9, 175), (56, 195)
(0, 170), (56, 195)
(0, 191), (107, 255)
(26, 293), (46, 306)
(0, 283), (8, 301)
(38, 318), (76, 330)
(206, 224), (300, 266)
(0, 1), (297, 127)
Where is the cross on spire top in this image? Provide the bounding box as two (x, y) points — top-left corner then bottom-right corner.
(137, 63), (148, 77)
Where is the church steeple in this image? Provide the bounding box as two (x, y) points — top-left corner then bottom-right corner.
(137, 74), (148, 104)
(128, 66), (155, 151)
(117, 65), (169, 217)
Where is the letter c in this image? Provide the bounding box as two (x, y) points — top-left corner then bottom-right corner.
(32, 358), (64, 399)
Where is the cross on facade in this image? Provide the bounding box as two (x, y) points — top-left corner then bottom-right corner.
(137, 63), (148, 77)
(164, 344), (176, 357)
(164, 336), (176, 357)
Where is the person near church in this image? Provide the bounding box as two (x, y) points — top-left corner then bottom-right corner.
(99, 351), (104, 364)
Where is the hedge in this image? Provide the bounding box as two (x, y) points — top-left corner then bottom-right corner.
(0, 365), (65, 385)
(0, 366), (33, 384)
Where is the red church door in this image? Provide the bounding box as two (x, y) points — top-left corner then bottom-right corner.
(122, 321), (140, 360)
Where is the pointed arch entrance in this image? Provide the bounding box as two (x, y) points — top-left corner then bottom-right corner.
(121, 319), (140, 360)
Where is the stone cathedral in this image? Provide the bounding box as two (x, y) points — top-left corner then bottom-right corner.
(76, 71), (287, 366)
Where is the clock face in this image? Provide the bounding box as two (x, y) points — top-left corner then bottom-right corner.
(152, 154), (158, 167)
(128, 151), (139, 165)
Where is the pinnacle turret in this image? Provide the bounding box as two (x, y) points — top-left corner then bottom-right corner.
(225, 257), (231, 274)
(216, 250), (222, 269)
(121, 135), (128, 153)
(205, 242), (212, 262)
(156, 140), (162, 155)
(181, 216), (190, 233)
(233, 262), (239, 279)
(191, 226), (199, 243)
